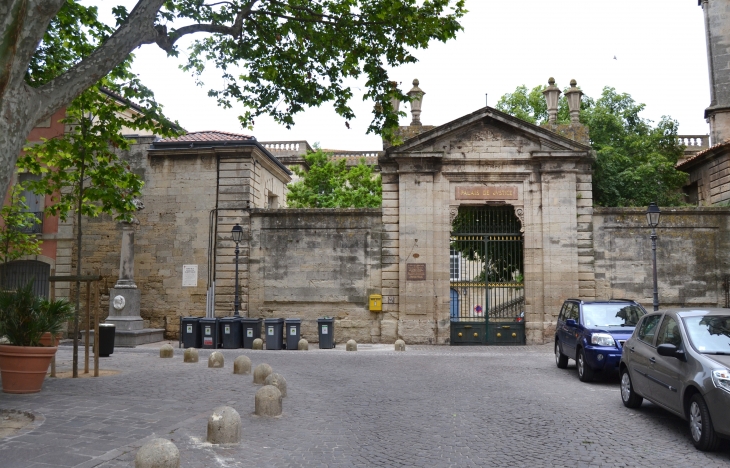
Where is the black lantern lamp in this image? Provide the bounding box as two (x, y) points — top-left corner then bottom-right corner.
(231, 223), (243, 316)
(646, 203), (661, 311)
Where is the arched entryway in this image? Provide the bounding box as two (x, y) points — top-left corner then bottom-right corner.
(449, 205), (525, 345)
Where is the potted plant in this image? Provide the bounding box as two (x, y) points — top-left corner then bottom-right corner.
(0, 282), (73, 393)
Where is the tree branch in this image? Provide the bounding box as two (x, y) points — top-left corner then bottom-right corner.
(32, 0), (167, 125)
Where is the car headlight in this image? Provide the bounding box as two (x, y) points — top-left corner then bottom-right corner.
(590, 333), (616, 347)
(712, 369), (730, 393)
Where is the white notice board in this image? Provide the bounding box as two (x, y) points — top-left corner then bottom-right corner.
(182, 265), (198, 287)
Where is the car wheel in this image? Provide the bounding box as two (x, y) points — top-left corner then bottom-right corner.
(577, 348), (595, 382)
(689, 394), (720, 451)
(555, 341), (568, 369)
(620, 368), (643, 408)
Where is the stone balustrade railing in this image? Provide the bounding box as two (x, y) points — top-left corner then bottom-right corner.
(329, 151), (382, 166)
(678, 135), (709, 148)
(260, 141), (312, 155)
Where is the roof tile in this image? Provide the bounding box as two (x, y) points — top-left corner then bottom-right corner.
(160, 130), (254, 142)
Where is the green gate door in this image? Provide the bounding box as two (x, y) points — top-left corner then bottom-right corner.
(450, 206), (525, 345)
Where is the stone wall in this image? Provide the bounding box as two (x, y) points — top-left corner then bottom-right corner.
(247, 209), (383, 344)
(593, 207), (730, 309)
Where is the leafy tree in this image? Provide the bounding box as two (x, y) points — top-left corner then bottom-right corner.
(496, 85), (688, 207)
(287, 149), (382, 208)
(0, 185), (43, 281)
(17, 57), (178, 376)
(1, 0), (466, 205)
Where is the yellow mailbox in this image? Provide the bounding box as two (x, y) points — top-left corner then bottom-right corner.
(369, 294), (382, 311)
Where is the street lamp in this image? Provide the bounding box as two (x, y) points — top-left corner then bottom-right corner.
(231, 223), (243, 316)
(646, 202), (661, 311)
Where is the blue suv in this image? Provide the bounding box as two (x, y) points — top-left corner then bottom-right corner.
(555, 299), (647, 382)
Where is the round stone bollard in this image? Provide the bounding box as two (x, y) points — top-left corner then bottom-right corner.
(297, 338), (309, 350)
(135, 438), (180, 468)
(263, 372), (287, 398)
(255, 385), (282, 417)
(206, 406), (241, 445)
(252, 338), (263, 350)
(183, 348), (199, 363)
(253, 363), (273, 384)
(159, 344), (174, 359)
(346, 339), (357, 351)
(208, 351), (224, 368)
(394, 339), (406, 351)
(233, 356), (251, 375)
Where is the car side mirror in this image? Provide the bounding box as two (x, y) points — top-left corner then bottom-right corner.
(657, 343), (685, 361)
(566, 319), (577, 327)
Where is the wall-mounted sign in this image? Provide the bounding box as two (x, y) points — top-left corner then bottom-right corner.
(406, 263), (427, 281)
(455, 186), (518, 200)
(182, 264), (198, 287)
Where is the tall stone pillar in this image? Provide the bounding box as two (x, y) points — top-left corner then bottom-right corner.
(701, 0), (730, 144)
(105, 212), (164, 346)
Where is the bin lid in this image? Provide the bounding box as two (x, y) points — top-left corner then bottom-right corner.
(199, 317), (218, 323)
(219, 316), (241, 322)
(284, 318), (302, 324)
(181, 317), (201, 322)
(99, 323), (116, 328)
(263, 318), (284, 324)
(240, 317), (262, 324)
(317, 317), (335, 323)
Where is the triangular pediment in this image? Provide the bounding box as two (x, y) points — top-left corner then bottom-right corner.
(386, 107), (591, 157)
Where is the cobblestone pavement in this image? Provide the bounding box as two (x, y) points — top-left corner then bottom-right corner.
(1, 342), (729, 467)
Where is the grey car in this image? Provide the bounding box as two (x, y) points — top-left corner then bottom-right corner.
(619, 308), (730, 451)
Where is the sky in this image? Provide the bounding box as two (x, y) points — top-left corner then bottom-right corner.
(90, 0), (711, 151)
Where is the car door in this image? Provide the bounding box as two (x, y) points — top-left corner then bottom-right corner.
(562, 302), (580, 359)
(646, 315), (684, 414)
(556, 302), (568, 350)
(627, 314), (662, 397)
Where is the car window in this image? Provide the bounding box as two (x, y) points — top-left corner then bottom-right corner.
(570, 303), (580, 321)
(558, 304), (567, 321)
(656, 316), (682, 347)
(582, 304), (646, 327)
(682, 315), (730, 354)
(637, 314), (661, 345)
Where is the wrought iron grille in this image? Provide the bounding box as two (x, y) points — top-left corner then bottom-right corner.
(17, 212), (43, 234)
(450, 206), (524, 323)
(0, 260), (50, 298)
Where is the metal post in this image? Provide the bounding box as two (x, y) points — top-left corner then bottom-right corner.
(84, 281), (90, 374)
(50, 268), (56, 378)
(651, 227), (659, 311)
(234, 241), (240, 316)
(93, 280), (99, 377)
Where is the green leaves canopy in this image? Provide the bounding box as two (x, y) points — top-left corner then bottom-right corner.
(0, 185), (42, 266)
(286, 149), (382, 208)
(496, 85), (688, 207)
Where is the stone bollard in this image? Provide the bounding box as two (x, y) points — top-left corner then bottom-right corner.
(206, 406), (241, 445)
(233, 356), (251, 375)
(183, 348), (199, 363)
(394, 339), (406, 351)
(208, 351), (224, 368)
(263, 373), (287, 398)
(255, 385), (282, 417)
(159, 344), (174, 358)
(297, 338), (309, 350)
(252, 338), (263, 350)
(346, 339), (357, 351)
(135, 438), (180, 468)
(253, 363), (272, 384)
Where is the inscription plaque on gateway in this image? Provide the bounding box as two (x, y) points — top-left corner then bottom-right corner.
(455, 186), (518, 200)
(406, 263), (427, 281)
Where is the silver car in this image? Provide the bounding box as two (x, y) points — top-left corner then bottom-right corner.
(619, 308), (730, 451)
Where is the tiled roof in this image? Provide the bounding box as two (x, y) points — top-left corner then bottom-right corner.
(160, 130), (254, 142)
(676, 139), (730, 169)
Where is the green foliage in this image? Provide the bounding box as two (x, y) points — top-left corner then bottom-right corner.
(171, 0), (466, 140)
(0, 185), (42, 266)
(286, 149), (382, 208)
(497, 85), (688, 207)
(0, 282), (73, 347)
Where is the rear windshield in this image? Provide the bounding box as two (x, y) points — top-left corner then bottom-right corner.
(683, 315), (730, 354)
(582, 304), (645, 328)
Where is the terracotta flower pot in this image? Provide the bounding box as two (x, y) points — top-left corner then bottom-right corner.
(0, 345), (57, 394)
(39, 332), (63, 347)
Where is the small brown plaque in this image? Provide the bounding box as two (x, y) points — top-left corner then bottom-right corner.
(455, 186), (518, 200)
(406, 263), (427, 281)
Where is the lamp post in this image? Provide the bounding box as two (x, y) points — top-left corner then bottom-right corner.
(231, 223), (243, 316)
(646, 203), (661, 311)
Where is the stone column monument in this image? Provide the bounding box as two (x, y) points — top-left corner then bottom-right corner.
(105, 202), (164, 346)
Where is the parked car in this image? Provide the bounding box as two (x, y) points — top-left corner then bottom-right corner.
(555, 299), (647, 382)
(619, 308), (730, 451)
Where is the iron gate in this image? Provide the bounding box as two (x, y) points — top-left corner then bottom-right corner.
(450, 206), (525, 345)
